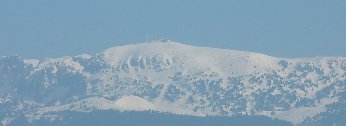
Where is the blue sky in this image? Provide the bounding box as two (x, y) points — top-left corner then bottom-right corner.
(0, 0), (345, 59)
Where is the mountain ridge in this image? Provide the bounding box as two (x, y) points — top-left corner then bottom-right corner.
(1, 41), (346, 125)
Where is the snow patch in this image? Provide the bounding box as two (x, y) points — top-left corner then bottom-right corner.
(275, 107), (324, 125)
(76, 54), (92, 59)
(23, 59), (40, 68)
(274, 97), (339, 125)
(1, 117), (13, 126)
(115, 95), (156, 111)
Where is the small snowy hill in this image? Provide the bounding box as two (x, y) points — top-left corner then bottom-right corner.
(1, 40), (346, 126)
(114, 95), (156, 111)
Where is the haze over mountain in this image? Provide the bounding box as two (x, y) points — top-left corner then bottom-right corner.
(1, 41), (345, 126)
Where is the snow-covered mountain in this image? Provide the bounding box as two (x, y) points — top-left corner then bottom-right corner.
(1, 41), (345, 125)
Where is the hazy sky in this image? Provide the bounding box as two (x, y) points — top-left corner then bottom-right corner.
(0, 0), (345, 59)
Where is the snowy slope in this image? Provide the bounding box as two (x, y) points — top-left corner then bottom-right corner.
(1, 40), (346, 125)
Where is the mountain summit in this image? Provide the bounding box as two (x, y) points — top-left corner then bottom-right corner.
(1, 41), (346, 125)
